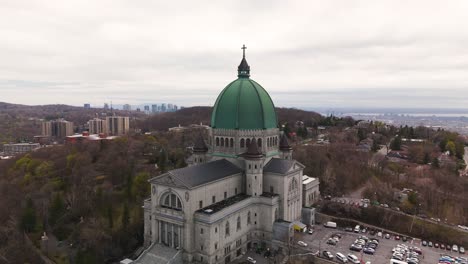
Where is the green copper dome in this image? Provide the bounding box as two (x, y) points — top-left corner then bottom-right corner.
(211, 47), (278, 130)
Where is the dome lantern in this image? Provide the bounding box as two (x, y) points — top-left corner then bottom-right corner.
(237, 44), (250, 78)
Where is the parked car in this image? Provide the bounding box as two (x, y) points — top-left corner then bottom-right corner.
(434, 243), (439, 248)
(308, 229), (313, 235)
(363, 247), (375, 255)
(322, 251), (334, 260)
(366, 243), (378, 249)
(446, 244), (451, 251)
(460, 246), (465, 254)
(297, 241), (307, 247)
(350, 244), (362, 252)
(402, 236), (408, 242)
(247, 257), (257, 263)
(422, 240), (427, 246)
(377, 231), (383, 237)
(453, 244), (459, 252)
(347, 254), (360, 264)
(428, 241), (433, 247)
(412, 247), (422, 255)
(440, 244), (445, 249)
(336, 252), (348, 263)
(354, 225), (360, 233)
(345, 227), (353, 232)
(327, 238), (337, 245)
(395, 235), (400, 240)
(385, 233), (391, 239)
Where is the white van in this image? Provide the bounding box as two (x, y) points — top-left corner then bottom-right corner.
(324, 221), (337, 228)
(336, 252), (348, 263)
(354, 225), (360, 233)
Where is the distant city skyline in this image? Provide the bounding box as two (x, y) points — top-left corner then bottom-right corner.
(1, 1), (468, 109)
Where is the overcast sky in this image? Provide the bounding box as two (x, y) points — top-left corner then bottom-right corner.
(1, 0), (468, 109)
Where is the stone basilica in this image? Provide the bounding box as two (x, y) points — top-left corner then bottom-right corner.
(137, 47), (317, 264)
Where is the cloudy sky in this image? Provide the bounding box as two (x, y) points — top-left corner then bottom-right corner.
(1, 0), (468, 110)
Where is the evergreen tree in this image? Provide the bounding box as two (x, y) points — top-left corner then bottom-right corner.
(20, 198), (37, 232)
(49, 192), (65, 225)
(423, 152), (430, 164)
(302, 126), (308, 138)
(455, 141), (465, 160)
(122, 203), (129, 230)
(357, 128), (367, 142)
(158, 148), (168, 173)
(446, 141), (456, 156)
(283, 123), (291, 138)
(371, 140), (379, 152)
(107, 205), (113, 229)
(390, 136), (402, 150)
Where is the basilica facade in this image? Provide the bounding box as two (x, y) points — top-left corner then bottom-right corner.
(141, 48), (306, 264)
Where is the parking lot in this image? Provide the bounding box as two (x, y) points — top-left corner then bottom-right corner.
(295, 225), (466, 264)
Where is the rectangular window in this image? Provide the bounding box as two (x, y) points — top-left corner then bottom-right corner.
(201, 245), (203, 251)
(224, 192), (227, 199)
(199, 200), (203, 209)
(215, 243), (218, 249)
(201, 228), (204, 234)
(270, 186), (274, 193)
(235, 188), (238, 195)
(212, 196), (216, 203)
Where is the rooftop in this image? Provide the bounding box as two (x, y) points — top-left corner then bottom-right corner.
(302, 175), (317, 184)
(260, 192), (280, 198)
(197, 193), (250, 214)
(151, 159), (243, 189)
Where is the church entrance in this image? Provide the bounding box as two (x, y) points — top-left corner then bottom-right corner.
(158, 221), (182, 249)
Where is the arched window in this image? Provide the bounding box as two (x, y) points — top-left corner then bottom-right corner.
(257, 138), (262, 147)
(225, 221), (230, 236)
(247, 211), (251, 225)
(240, 138), (245, 148)
(216, 137), (219, 146)
(289, 178), (298, 192)
(230, 138), (234, 148)
(237, 216), (241, 231)
(221, 138), (224, 147)
(275, 208), (278, 220)
(275, 137), (278, 145)
(246, 138), (251, 147)
(267, 137), (271, 147)
(161, 193), (182, 211)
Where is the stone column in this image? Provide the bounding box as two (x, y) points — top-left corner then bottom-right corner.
(171, 224), (175, 248)
(178, 226), (182, 249)
(158, 221), (162, 243)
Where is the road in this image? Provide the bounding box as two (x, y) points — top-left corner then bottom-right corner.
(328, 198), (468, 234)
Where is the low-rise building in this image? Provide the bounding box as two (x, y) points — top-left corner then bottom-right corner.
(302, 175), (320, 207)
(2, 143), (40, 155)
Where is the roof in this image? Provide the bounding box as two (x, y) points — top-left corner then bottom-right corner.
(263, 158), (304, 174)
(150, 159), (243, 189)
(302, 175), (317, 184)
(279, 133), (292, 151)
(211, 54), (277, 130)
(193, 134), (208, 153)
(241, 139), (263, 159)
(197, 194), (250, 214)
